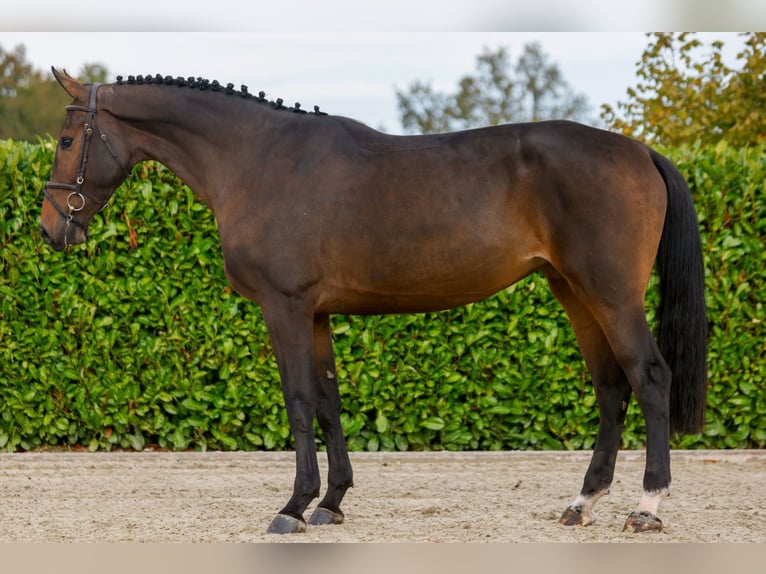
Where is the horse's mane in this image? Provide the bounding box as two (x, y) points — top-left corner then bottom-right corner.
(115, 74), (329, 117)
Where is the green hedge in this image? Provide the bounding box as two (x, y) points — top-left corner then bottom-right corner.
(1, 138), (764, 452)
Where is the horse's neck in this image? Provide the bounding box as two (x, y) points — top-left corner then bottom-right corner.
(106, 85), (271, 211)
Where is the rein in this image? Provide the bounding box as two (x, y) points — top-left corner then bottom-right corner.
(44, 83), (131, 246)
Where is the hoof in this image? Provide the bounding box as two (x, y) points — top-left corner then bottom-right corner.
(558, 505), (593, 527)
(266, 513), (307, 534)
(623, 511), (663, 533)
(308, 507), (345, 526)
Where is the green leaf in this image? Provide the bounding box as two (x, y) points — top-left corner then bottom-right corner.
(374, 410), (389, 434)
(421, 417), (445, 431)
(127, 433), (146, 451)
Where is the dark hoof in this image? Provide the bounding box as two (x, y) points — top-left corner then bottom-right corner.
(558, 505), (592, 527)
(623, 511), (663, 533)
(308, 507), (345, 526)
(266, 513), (307, 534)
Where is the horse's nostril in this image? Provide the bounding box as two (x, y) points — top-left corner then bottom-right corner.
(40, 224), (60, 250)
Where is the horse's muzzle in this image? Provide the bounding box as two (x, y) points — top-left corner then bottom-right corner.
(40, 224), (61, 251)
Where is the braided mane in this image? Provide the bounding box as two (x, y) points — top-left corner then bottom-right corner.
(115, 74), (329, 116)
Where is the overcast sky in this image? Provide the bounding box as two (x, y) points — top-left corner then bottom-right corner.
(2, 1), (757, 134)
(2, 31), (747, 134)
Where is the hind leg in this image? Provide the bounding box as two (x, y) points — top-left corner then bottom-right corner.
(545, 270), (632, 527)
(559, 374), (633, 527)
(558, 274), (671, 533)
(607, 315), (671, 533)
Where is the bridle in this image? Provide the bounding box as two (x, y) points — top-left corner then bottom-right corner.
(44, 83), (131, 245)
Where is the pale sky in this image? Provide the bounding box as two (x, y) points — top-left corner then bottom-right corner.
(1, 31), (746, 134)
(2, 1), (755, 134)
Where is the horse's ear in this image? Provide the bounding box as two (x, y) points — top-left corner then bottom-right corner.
(51, 67), (84, 99)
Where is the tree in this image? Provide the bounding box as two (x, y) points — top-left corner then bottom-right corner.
(515, 43), (589, 123)
(396, 44), (590, 134)
(80, 63), (110, 84)
(0, 43), (110, 141)
(0, 44), (35, 98)
(602, 32), (766, 147)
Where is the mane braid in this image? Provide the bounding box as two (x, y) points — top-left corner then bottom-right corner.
(114, 74), (329, 116)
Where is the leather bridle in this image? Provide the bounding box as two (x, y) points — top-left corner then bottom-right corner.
(43, 83), (131, 245)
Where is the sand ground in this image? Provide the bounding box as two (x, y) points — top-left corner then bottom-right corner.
(1, 449), (764, 543)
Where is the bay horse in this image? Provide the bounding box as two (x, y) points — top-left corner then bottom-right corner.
(40, 68), (707, 535)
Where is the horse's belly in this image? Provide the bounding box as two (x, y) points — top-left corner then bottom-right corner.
(318, 255), (544, 315)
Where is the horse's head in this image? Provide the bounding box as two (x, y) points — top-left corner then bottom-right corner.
(40, 68), (132, 251)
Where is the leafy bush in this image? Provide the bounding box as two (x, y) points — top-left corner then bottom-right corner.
(1, 138), (764, 451)
(669, 141), (766, 448)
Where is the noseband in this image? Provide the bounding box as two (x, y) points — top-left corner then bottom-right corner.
(44, 83), (131, 244)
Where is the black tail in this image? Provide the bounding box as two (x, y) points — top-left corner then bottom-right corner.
(650, 149), (707, 435)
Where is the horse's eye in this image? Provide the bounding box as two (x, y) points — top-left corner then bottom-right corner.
(60, 137), (74, 149)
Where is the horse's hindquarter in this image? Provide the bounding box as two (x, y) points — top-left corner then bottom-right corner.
(522, 122), (668, 301)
